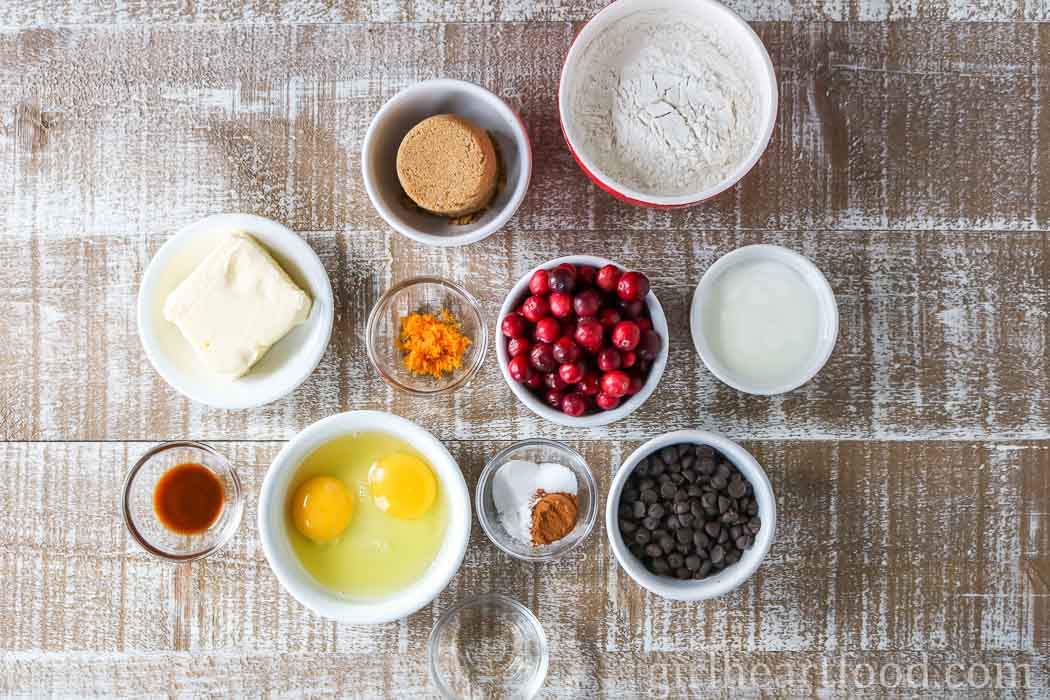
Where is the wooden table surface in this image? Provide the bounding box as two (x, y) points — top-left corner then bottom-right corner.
(4, 1), (1050, 697)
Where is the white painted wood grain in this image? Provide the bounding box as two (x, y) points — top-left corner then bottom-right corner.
(0, 440), (1047, 697)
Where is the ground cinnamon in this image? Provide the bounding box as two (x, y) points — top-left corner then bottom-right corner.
(529, 490), (579, 545)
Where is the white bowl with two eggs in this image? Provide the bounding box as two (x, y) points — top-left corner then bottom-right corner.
(258, 411), (472, 624)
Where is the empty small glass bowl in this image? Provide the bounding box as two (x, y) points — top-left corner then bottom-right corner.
(366, 277), (488, 395)
(476, 439), (597, 562)
(428, 594), (548, 700)
(121, 441), (243, 562)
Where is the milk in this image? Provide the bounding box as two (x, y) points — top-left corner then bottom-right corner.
(700, 259), (820, 387)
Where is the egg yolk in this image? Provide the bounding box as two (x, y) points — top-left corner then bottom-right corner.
(290, 476), (354, 542)
(368, 453), (437, 520)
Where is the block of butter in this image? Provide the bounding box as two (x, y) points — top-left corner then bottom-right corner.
(163, 231), (312, 379)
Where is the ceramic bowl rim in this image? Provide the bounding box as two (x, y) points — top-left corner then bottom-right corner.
(689, 244), (839, 395)
(257, 410), (471, 624)
(557, 0), (779, 208)
(136, 212), (335, 409)
(361, 78), (534, 247)
(604, 429), (777, 600)
(494, 255), (669, 427)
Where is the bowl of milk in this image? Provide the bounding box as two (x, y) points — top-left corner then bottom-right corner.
(690, 245), (838, 395)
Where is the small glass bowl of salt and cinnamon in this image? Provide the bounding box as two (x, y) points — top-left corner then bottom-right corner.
(122, 441), (244, 562)
(476, 439), (598, 562)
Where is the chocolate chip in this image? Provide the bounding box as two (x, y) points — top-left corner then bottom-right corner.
(618, 442), (763, 580)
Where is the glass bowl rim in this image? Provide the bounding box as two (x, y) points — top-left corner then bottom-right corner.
(366, 276), (489, 396)
(427, 592), (550, 700)
(121, 440), (244, 563)
(475, 438), (599, 562)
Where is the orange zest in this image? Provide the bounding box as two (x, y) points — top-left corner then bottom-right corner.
(396, 309), (471, 379)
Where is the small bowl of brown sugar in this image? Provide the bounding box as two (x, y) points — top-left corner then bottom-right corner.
(476, 439), (598, 562)
(362, 79), (533, 247)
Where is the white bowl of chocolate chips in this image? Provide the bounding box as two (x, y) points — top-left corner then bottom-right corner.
(606, 430), (776, 601)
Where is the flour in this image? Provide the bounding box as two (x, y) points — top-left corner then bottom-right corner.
(569, 11), (759, 196)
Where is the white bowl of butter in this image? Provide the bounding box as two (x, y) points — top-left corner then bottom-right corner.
(138, 213), (334, 409)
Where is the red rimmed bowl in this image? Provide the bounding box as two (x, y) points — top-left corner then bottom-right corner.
(557, 0), (778, 209)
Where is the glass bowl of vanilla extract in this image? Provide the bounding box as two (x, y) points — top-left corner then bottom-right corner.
(122, 441), (243, 562)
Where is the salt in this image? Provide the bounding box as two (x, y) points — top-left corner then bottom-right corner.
(491, 460), (578, 546)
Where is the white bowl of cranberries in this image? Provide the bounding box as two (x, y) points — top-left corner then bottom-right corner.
(496, 255), (668, 426)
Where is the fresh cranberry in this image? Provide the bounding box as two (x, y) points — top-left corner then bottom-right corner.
(596, 264), (621, 292)
(507, 337), (530, 358)
(600, 370), (631, 397)
(559, 361), (585, 384)
(556, 262), (577, 278)
(595, 392), (620, 410)
(508, 355), (532, 383)
(529, 269), (550, 296)
(574, 318), (604, 352)
(618, 298), (645, 320)
(521, 295), (549, 323)
(573, 288), (601, 317)
(544, 371), (568, 391)
(626, 374), (644, 395)
(599, 307), (622, 329)
(561, 392), (588, 417)
(612, 320), (641, 351)
(547, 267), (575, 294)
(597, 347), (621, 371)
(617, 271), (650, 302)
(637, 329), (661, 360)
(501, 312), (528, 338)
(578, 372), (601, 396)
(552, 337), (580, 364)
(548, 292), (573, 318)
(637, 318), (652, 331)
(530, 342), (557, 373)
(577, 265), (596, 287)
(525, 371), (544, 390)
(544, 388), (565, 409)
(620, 350), (637, 368)
(534, 317), (561, 344)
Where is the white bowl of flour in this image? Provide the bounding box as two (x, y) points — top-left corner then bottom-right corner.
(559, 0), (777, 207)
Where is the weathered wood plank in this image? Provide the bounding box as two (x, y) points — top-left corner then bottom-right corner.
(0, 439), (1047, 697)
(1, 24), (1048, 239)
(4, 228), (1050, 442)
(0, 0), (1045, 25)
